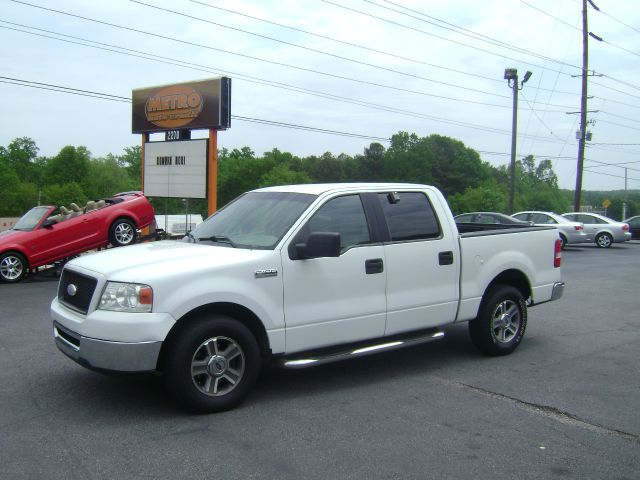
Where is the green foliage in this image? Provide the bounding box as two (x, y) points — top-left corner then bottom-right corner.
(43, 182), (86, 208)
(448, 183), (508, 215)
(1, 135), (574, 220)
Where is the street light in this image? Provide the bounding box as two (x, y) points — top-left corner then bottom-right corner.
(504, 68), (532, 213)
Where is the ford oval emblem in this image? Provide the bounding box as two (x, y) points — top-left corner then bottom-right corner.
(67, 284), (78, 297)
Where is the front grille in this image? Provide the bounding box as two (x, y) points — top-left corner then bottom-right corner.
(58, 269), (98, 314)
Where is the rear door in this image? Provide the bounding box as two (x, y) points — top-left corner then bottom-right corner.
(377, 190), (459, 335)
(281, 194), (387, 353)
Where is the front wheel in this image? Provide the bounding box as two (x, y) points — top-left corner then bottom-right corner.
(0, 252), (27, 283)
(109, 218), (137, 247)
(469, 285), (527, 356)
(595, 232), (613, 248)
(164, 316), (261, 413)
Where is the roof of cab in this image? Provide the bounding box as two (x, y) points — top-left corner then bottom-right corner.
(253, 183), (430, 196)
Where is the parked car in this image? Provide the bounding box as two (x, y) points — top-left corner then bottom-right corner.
(562, 212), (631, 248)
(0, 192), (155, 283)
(455, 212), (532, 226)
(512, 211), (588, 249)
(623, 215), (640, 240)
(52, 183), (564, 412)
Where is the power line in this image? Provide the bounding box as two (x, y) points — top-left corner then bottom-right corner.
(0, 77), (391, 142)
(7, 1), (512, 101)
(0, 21), (581, 144)
(187, 0), (505, 86)
(366, 0), (581, 69)
(320, 0), (582, 77)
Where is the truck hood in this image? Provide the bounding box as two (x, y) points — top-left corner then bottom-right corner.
(67, 240), (276, 282)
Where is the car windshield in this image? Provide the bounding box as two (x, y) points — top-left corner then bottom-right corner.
(187, 191), (317, 249)
(12, 206), (51, 231)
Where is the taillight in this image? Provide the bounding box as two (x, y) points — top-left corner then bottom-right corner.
(622, 224), (629, 232)
(574, 225), (583, 231)
(554, 238), (562, 268)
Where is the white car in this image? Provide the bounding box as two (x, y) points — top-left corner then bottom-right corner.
(512, 211), (589, 249)
(562, 212), (631, 248)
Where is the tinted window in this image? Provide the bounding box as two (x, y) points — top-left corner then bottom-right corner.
(530, 213), (556, 224)
(512, 213), (529, 221)
(455, 214), (472, 222)
(476, 214), (499, 224)
(299, 195), (370, 251)
(378, 192), (441, 241)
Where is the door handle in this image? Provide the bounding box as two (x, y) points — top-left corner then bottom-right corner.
(438, 251), (454, 265)
(365, 258), (384, 274)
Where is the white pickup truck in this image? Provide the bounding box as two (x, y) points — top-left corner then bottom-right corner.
(51, 183), (564, 412)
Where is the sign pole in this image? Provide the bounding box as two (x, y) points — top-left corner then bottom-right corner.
(141, 132), (149, 191)
(208, 128), (218, 216)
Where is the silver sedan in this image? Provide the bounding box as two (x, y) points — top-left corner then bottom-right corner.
(562, 212), (632, 248)
(512, 211), (589, 249)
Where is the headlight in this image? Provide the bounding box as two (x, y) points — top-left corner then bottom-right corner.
(99, 282), (153, 313)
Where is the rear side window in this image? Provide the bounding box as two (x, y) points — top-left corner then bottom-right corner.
(378, 192), (441, 241)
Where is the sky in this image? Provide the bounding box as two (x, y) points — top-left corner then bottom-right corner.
(1, 0), (639, 191)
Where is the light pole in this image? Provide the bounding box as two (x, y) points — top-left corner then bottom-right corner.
(504, 68), (532, 214)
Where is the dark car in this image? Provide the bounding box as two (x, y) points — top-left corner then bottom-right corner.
(624, 215), (640, 240)
(0, 192), (155, 283)
(455, 212), (532, 225)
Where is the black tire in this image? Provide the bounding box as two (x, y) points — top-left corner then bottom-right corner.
(469, 285), (527, 356)
(0, 252), (27, 283)
(164, 316), (261, 413)
(559, 234), (567, 250)
(595, 232), (613, 248)
(109, 218), (137, 247)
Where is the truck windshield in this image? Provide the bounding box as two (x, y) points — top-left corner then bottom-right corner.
(13, 206), (51, 231)
(188, 191), (317, 249)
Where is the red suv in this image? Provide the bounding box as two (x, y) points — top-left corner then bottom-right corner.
(0, 192), (155, 283)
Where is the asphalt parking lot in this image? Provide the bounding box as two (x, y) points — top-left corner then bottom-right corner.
(0, 242), (638, 479)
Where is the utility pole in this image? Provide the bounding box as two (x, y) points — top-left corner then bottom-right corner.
(574, 0), (589, 212)
(623, 167), (628, 220)
(504, 68), (532, 213)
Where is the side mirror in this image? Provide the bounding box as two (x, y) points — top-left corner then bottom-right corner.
(295, 232), (341, 259)
(42, 218), (57, 228)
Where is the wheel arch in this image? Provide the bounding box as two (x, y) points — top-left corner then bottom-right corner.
(157, 302), (271, 371)
(0, 248), (31, 269)
(482, 269), (532, 305)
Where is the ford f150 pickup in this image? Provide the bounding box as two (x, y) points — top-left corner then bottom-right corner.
(51, 183), (565, 412)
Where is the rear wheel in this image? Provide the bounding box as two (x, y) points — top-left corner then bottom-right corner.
(109, 218), (136, 247)
(164, 316), (261, 413)
(0, 252), (27, 283)
(595, 232), (613, 248)
(469, 285), (527, 356)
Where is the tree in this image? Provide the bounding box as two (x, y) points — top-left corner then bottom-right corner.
(46, 146), (90, 185)
(0, 137), (40, 185)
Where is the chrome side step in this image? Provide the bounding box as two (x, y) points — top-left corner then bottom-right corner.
(278, 329), (445, 369)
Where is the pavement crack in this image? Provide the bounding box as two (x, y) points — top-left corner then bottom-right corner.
(442, 379), (639, 443)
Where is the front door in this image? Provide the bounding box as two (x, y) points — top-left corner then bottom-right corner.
(281, 194), (387, 354)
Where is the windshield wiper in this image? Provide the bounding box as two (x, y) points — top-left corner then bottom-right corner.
(185, 231), (196, 243)
(198, 235), (237, 248)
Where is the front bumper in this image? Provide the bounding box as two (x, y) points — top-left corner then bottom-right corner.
(53, 321), (162, 372)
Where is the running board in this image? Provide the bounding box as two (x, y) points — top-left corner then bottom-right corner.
(277, 328), (445, 369)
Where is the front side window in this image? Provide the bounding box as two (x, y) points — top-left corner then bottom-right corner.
(378, 192), (441, 241)
(188, 191), (316, 249)
(13, 206), (51, 231)
(295, 195), (371, 252)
